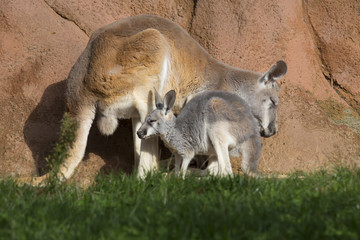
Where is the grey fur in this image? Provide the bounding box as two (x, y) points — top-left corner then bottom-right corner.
(137, 90), (262, 177)
(223, 60), (287, 137)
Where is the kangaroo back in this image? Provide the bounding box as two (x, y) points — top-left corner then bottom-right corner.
(177, 91), (258, 142)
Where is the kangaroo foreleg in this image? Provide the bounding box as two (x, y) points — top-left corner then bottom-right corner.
(132, 117), (142, 169)
(15, 104), (96, 186)
(58, 105), (96, 180)
(137, 137), (159, 178)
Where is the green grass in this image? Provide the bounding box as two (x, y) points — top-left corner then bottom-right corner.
(1, 168), (360, 240)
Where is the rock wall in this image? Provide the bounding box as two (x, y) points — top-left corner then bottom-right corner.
(1, 0), (359, 182)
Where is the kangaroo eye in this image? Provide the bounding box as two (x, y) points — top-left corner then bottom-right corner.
(270, 98), (278, 106)
(149, 119), (157, 123)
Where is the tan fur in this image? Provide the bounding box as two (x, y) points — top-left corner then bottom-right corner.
(19, 15), (285, 185)
(86, 29), (170, 101)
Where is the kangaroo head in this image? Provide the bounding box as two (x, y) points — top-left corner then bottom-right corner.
(137, 89), (176, 139)
(252, 60), (287, 138)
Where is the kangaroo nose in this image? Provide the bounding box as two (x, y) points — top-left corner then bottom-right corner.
(137, 130), (146, 139)
(261, 127), (277, 138)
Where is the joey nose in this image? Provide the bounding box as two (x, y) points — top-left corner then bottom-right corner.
(137, 130), (146, 139)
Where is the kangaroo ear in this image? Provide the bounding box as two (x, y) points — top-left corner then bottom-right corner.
(261, 60), (287, 85)
(154, 88), (164, 109)
(163, 90), (176, 114)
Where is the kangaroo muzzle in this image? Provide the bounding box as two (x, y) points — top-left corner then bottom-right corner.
(260, 123), (278, 138)
(137, 129), (147, 139)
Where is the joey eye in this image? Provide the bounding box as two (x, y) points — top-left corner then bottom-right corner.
(149, 119), (157, 123)
(270, 98), (278, 106)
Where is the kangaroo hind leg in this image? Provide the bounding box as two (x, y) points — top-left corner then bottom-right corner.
(211, 138), (233, 177)
(239, 134), (261, 176)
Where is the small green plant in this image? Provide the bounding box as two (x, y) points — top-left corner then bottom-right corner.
(44, 112), (78, 188)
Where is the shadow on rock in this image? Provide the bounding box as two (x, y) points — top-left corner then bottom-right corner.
(23, 80), (134, 176)
(85, 118), (134, 175)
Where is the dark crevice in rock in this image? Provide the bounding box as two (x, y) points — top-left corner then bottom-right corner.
(302, 1), (359, 113)
(323, 72), (359, 113)
(322, 72), (351, 100)
(301, 1), (329, 75)
(43, 0), (89, 37)
(189, 0), (198, 34)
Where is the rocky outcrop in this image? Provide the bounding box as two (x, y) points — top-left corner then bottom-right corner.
(1, 0), (359, 182)
(306, 0), (360, 113)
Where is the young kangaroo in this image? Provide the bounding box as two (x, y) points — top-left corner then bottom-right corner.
(137, 90), (262, 177)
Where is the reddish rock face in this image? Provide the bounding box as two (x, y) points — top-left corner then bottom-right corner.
(0, 0), (359, 184)
(306, 0), (360, 113)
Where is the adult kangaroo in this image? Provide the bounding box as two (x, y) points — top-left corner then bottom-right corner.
(22, 14), (287, 185)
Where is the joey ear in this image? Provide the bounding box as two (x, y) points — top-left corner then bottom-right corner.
(154, 88), (164, 109)
(261, 60), (287, 85)
(163, 90), (176, 114)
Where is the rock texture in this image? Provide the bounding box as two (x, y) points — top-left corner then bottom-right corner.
(1, 0), (359, 184)
(306, 0), (360, 113)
